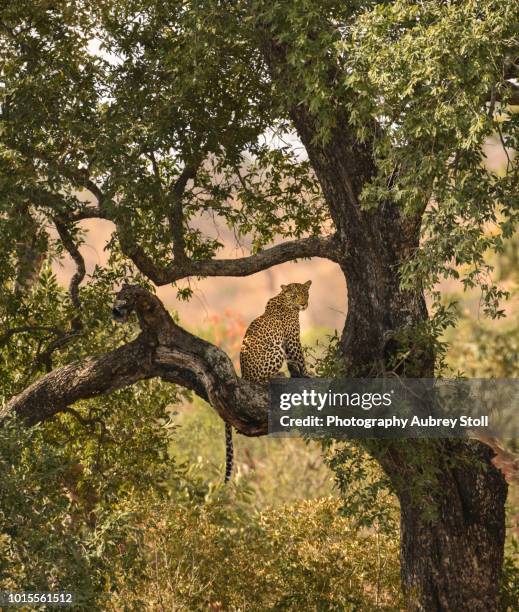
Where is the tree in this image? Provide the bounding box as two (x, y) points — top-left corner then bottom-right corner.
(1, 1), (518, 609)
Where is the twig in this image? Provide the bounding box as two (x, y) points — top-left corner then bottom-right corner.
(0, 325), (63, 346)
(53, 216), (85, 331)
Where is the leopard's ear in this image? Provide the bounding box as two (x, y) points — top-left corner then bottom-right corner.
(280, 284), (287, 291)
(304, 280), (312, 288)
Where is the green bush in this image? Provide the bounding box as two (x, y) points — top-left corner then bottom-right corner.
(500, 537), (519, 612)
(110, 494), (402, 611)
(0, 416), (154, 609)
(0, 378), (183, 610)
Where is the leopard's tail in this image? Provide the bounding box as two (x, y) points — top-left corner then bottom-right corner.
(224, 422), (233, 483)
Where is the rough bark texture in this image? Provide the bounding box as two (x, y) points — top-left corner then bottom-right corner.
(296, 130), (505, 610)
(1, 337), (155, 425)
(398, 448), (507, 612)
(297, 125), (506, 612)
(256, 26), (507, 609)
(378, 440), (507, 612)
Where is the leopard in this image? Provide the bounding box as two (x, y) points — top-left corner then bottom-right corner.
(240, 280), (312, 382)
(224, 281), (312, 483)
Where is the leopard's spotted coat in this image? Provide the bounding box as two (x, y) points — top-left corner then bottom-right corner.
(240, 281), (312, 382)
(225, 281), (312, 483)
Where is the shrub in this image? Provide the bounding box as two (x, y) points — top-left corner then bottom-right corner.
(110, 494), (403, 611)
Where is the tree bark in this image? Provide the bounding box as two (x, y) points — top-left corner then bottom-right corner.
(2, 289), (269, 436)
(333, 181), (506, 610)
(334, 227), (507, 610)
(334, 231), (508, 608)
(381, 440), (507, 611)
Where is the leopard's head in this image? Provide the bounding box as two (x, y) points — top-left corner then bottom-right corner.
(279, 280), (312, 311)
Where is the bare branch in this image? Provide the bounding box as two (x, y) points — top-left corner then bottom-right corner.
(486, 81), (519, 107)
(184, 234), (341, 276)
(71, 205), (107, 221)
(53, 217), (86, 327)
(60, 176), (340, 285)
(120, 234), (340, 285)
(170, 164), (198, 262)
(11, 146), (340, 289)
(32, 329), (83, 374)
(9, 141), (339, 286)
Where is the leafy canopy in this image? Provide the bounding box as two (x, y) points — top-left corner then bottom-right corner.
(0, 0), (517, 316)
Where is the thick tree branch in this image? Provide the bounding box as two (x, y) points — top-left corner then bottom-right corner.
(2, 287), (268, 435)
(2, 335), (157, 425)
(71, 205), (107, 220)
(12, 148), (339, 287)
(31, 160), (335, 287)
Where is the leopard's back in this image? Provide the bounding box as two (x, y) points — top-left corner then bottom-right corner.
(240, 309), (292, 382)
(240, 281), (311, 383)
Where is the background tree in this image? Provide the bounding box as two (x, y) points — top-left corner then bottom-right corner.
(1, 1), (518, 609)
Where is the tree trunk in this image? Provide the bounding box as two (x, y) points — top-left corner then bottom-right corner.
(384, 441), (508, 611)
(296, 119), (508, 609)
(341, 261), (508, 610)
(341, 259), (507, 610)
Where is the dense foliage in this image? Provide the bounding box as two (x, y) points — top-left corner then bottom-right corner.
(1, 1), (517, 303)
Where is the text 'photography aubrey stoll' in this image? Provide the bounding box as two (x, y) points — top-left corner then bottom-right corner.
(268, 379), (519, 439)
